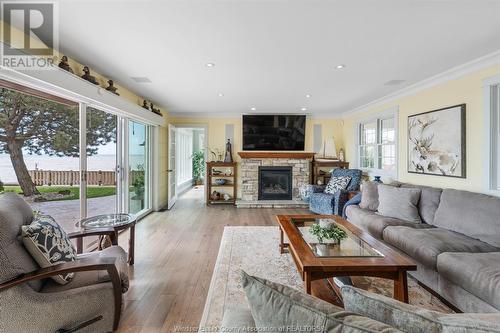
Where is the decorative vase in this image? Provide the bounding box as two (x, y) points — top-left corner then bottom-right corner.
(223, 193), (230, 201)
(338, 148), (345, 162)
(318, 218), (335, 229)
(215, 178), (227, 185)
(224, 139), (233, 163)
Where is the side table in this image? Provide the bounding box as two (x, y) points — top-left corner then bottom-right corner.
(77, 213), (137, 265)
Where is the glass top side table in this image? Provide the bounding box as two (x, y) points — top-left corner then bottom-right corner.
(78, 213), (137, 265)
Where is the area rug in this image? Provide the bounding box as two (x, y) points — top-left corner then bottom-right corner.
(199, 226), (453, 329)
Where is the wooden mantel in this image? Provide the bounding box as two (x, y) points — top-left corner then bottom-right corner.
(238, 151), (315, 159)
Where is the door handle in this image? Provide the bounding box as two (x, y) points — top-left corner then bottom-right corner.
(167, 169), (174, 172)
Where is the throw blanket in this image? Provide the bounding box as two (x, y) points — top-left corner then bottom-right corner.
(342, 192), (361, 219)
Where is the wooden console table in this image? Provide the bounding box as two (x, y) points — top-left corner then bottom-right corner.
(311, 160), (349, 185)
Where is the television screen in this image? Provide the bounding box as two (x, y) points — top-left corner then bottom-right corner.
(242, 115), (306, 151)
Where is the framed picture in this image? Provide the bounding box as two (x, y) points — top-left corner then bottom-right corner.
(408, 104), (466, 178)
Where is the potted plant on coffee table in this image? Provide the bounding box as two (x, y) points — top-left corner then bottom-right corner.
(309, 219), (347, 244)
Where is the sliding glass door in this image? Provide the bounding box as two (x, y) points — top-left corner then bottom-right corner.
(86, 107), (119, 216)
(128, 120), (151, 215)
(0, 81), (154, 242)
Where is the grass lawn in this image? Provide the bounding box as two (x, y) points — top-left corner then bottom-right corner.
(3, 185), (116, 201)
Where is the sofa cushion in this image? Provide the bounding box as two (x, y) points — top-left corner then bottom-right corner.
(42, 246), (129, 293)
(346, 205), (434, 240)
(437, 252), (500, 311)
(359, 181), (379, 211)
(221, 307), (256, 330)
(332, 168), (362, 191)
(341, 285), (500, 333)
(377, 185), (422, 223)
(433, 189), (500, 247)
(21, 213), (77, 284)
(401, 184), (442, 224)
(0, 193), (42, 291)
(240, 270), (402, 332)
(383, 227), (499, 269)
(324, 176), (351, 194)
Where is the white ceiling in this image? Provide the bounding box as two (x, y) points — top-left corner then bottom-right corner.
(57, 0), (500, 116)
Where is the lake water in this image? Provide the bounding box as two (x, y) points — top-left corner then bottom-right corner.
(0, 153), (145, 184)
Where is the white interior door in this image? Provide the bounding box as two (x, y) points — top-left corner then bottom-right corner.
(167, 124), (177, 209)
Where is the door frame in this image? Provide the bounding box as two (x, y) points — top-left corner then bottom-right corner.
(167, 124), (177, 209)
(168, 123), (209, 204)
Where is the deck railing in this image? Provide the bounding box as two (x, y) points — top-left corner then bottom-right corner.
(28, 170), (143, 186)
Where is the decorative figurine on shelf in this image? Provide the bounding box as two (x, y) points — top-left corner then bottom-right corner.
(210, 191), (221, 201)
(58, 56), (73, 73)
(105, 80), (119, 95)
(81, 66), (99, 85)
(338, 148), (345, 162)
(142, 100), (149, 109)
(150, 102), (162, 116)
(223, 193), (231, 201)
(224, 139), (233, 163)
(210, 148), (224, 162)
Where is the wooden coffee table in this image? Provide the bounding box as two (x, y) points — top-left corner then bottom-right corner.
(276, 214), (417, 303)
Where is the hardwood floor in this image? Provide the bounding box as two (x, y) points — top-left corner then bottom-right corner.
(117, 186), (308, 333)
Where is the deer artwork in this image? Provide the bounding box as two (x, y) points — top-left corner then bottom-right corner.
(408, 116), (460, 176)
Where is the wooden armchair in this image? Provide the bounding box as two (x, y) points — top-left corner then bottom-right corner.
(0, 193), (129, 333)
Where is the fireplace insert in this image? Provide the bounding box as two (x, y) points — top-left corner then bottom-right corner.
(258, 166), (293, 200)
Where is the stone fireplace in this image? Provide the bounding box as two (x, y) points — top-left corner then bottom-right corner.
(237, 152), (313, 208)
(258, 166), (293, 200)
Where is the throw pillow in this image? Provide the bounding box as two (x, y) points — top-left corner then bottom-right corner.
(377, 185), (422, 223)
(240, 270), (402, 332)
(359, 181), (380, 211)
(21, 212), (77, 284)
(341, 285), (500, 333)
(324, 176), (351, 195)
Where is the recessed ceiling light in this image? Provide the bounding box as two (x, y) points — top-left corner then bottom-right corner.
(250, 107), (256, 111)
(218, 93), (224, 97)
(206, 63), (215, 67)
(301, 107), (307, 111)
(130, 76), (152, 83)
(305, 94), (311, 98)
(335, 64), (346, 69)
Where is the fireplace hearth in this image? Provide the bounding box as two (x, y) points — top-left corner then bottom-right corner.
(258, 166), (293, 200)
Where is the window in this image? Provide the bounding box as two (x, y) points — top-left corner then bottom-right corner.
(358, 114), (397, 174)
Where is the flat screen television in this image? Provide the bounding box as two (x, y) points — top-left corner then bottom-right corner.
(242, 115), (306, 151)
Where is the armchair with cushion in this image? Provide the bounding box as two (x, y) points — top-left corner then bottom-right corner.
(309, 168), (362, 215)
(0, 192), (129, 333)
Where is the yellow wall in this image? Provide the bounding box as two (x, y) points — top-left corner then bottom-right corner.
(343, 64), (500, 192)
(168, 116), (344, 198)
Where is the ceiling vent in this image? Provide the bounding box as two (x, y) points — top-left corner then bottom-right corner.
(384, 79), (406, 86)
(130, 76), (152, 83)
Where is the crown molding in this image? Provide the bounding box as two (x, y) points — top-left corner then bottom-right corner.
(168, 111), (343, 119)
(341, 49), (500, 118)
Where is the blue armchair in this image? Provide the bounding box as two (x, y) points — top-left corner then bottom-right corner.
(309, 169), (362, 215)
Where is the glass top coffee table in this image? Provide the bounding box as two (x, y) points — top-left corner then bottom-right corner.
(276, 214), (416, 304)
(78, 213), (137, 265)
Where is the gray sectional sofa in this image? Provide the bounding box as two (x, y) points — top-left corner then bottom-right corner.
(345, 183), (500, 313)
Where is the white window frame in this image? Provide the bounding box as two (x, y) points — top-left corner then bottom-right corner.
(356, 107), (399, 178)
(483, 74), (500, 195)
